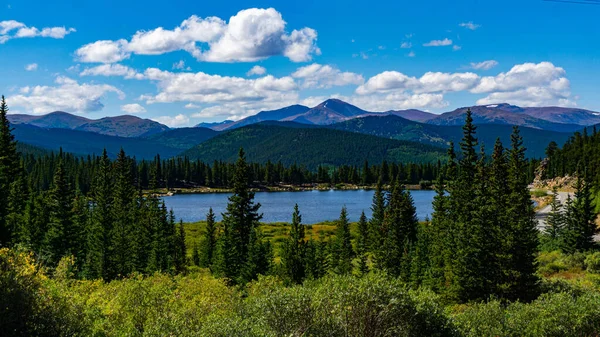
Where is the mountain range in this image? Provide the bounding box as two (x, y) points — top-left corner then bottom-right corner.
(7, 99), (596, 163)
(198, 99), (600, 132)
(8, 111), (170, 138)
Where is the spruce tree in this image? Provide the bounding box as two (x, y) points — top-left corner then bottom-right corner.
(504, 126), (539, 301)
(0, 96), (19, 246)
(109, 149), (136, 278)
(331, 207), (353, 275)
(174, 220), (187, 273)
(369, 178), (386, 251)
(201, 208), (217, 268)
(214, 148), (264, 283)
(44, 159), (74, 266)
(570, 174), (597, 251)
(356, 211), (369, 275)
(281, 204), (307, 284)
(89, 149), (112, 279)
(541, 187), (565, 251)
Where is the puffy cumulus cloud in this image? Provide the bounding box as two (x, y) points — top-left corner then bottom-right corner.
(459, 22), (480, 30)
(291, 63), (364, 89)
(247, 65), (267, 76)
(472, 62), (574, 106)
(80, 63), (144, 79)
(75, 8), (319, 64)
(121, 103), (146, 113)
(0, 20), (75, 44)
(25, 63), (38, 71)
(75, 39), (130, 63)
(141, 68), (297, 104)
(476, 87), (575, 107)
(152, 114), (190, 127)
(423, 38), (452, 47)
(417, 72), (479, 93)
(356, 71), (421, 95)
(470, 60), (498, 70)
(400, 42), (412, 49)
(346, 93), (448, 111)
(356, 71), (477, 95)
(7, 76), (124, 114)
(471, 62), (568, 93)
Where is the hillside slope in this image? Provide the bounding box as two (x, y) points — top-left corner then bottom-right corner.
(181, 123), (446, 169)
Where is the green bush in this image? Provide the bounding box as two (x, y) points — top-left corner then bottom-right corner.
(585, 252), (600, 273)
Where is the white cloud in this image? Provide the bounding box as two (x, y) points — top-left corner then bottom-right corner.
(141, 68), (297, 105)
(75, 39), (130, 63)
(470, 60), (498, 70)
(356, 70), (478, 95)
(172, 60), (191, 70)
(152, 114), (190, 127)
(185, 103), (200, 109)
(459, 22), (480, 30)
(473, 62), (573, 106)
(247, 65), (267, 76)
(452, 45), (461, 51)
(407, 51), (415, 57)
(291, 63), (363, 89)
(75, 8), (319, 64)
(400, 42), (412, 49)
(25, 63), (38, 71)
(0, 20), (75, 44)
(471, 62), (568, 93)
(121, 103), (146, 113)
(80, 64), (144, 79)
(7, 76), (124, 114)
(423, 38), (452, 47)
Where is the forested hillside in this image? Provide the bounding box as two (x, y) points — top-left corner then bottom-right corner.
(182, 123), (446, 169)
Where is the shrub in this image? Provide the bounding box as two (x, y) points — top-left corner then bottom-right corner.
(585, 252), (600, 273)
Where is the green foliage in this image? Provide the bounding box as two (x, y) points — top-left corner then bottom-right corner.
(182, 123), (446, 170)
(585, 252), (600, 273)
(330, 207), (354, 275)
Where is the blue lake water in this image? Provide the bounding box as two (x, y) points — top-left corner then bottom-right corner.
(162, 189), (436, 224)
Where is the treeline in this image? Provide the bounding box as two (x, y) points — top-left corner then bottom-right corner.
(0, 97), (186, 279)
(21, 152), (444, 194)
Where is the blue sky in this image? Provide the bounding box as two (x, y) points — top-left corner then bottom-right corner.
(1, 0), (599, 126)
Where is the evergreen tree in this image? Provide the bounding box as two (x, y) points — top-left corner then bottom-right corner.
(192, 242), (201, 266)
(376, 179), (418, 280)
(89, 150), (112, 279)
(356, 211), (369, 275)
(44, 159), (74, 266)
(0, 96), (19, 246)
(569, 174), (597, 251)
(369, 178), (386, 251)
(240, 227), (272, 284)
(541, 187), (565, 251)
(201, 208), (217, 268)
(174, 220), (187, 273)
(503, 126), (539, 302)
(331, 207), (353, 275)
(109, 149), (136, 278)
(213, 148), (264, 283)
(281, 204), (306, 284)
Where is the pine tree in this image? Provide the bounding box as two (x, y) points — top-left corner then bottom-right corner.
(0, 96), (19, 246)
(89, 149), (112, 279)
(376, 179), (418, 280)
(281, 204), (307, 284)
(109, 149), (136, 278)
(44, 159), (74, 266)
(214, 148), (264, 283)
(369, 178), (386, 251)
(331, 207), (353, 275)
(570, 173), (597, 251)
(240, 227), (272, 284)
(201, 208), (217, 268)
(192, 242), (201, 266)
(174, 220), (187, 273)
(541, 187), (565, 251)
(356, 211), (369, 275)
(504, 126), (539, 302)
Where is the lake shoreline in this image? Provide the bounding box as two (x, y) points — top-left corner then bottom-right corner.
(150, 183), (433, 197)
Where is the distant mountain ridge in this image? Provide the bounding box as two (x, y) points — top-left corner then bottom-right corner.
(8, 111), (170, 137)
(197, 99), (600, 133)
